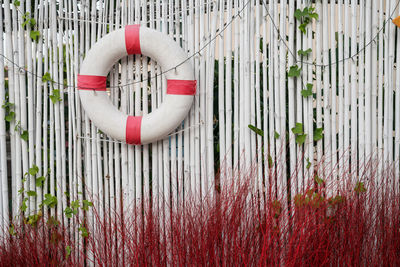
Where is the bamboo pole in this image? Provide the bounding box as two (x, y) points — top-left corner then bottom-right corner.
(247, 1), (255, 198)
(58, 0), (68, 230)
(0, 5), (9, 230)
(218, 0), (226, 183)
(13, 0), (23, 218)
(288, 0), (296, 201)
(254, 1), (263, 206)
(371, 0), (378, 156)
(233, 0), (240, 191)
(206, 2), (217, 197)
(169, 0), (178, 221)
(64, 0), (74, 245)
(322, 0), (331, 184)
(337, 0), (344, 183)
(315, 0), (323, 174)
(42, 0), (50, 221)
(2, 0), (400, 249)
(26, 0), (36, 214)
(184, 0), (193, 211)
(358, 1), (366, 174)
(193, 0), (201, 205)
(343, 0), (350, 176)
(330, 0), (338, 189)
(350, 0), (358, 180)
(306, 0), (313, 183)
(34, 0), (45, 213)
(3, 0), (17, 219)
(377, 0), (384, 179)
(199, 0), (207, 198)
(225, 0), (233, 182)
(261, 0), (268, 206)
(269, 0), (276, 198)
(17, 0), (30, 217)
(384, 0), (395, 166)
(395, 5), (400, 190)
(278, 0), (287, 206)
(295, 0), (303, 192)
(96, 0), (105, 228)
(161, 0), (169, 260)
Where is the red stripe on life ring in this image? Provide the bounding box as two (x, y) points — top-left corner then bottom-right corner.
(77, 75), (107, 91)
(126, 116), (142, 144)
(125, 25), (141, 55)
(166, 80), (197, 95)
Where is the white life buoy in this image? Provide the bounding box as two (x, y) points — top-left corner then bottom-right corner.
(78, 25), (196, 145)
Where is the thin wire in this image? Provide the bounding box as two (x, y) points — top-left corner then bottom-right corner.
(261, 0), (400, 67)
(57, 0), (217, 26)
(4, 0), (395, 89)
(1, 0), (251, 90)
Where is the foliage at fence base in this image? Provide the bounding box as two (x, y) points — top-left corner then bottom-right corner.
(1, 165), (399, 266)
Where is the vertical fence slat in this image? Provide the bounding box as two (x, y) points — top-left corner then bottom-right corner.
(1, 2), (400, 264)
(0, 3), (8, 230)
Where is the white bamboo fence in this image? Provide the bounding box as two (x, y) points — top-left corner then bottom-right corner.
(1, 0), (400, 241)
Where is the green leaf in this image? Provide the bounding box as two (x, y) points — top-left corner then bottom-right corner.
(49, 89), (61, 104)
(314, 175), (324, 185)
(5, 111), (15, 122)
(248, 124), (264, 137)
(82, 200), (93, 211)
(64, 207), (77, 219)
(314, 127), (323, 141)
(301, 83), (313, 98)
(42, 72), (53, 83)
(9, 224), (16, 236)
(288, 65), (301, 77)
(22, 20), (29, 28)
(291, 123), (304, 135)
(66, 246), (71, 259)
(14, 121), (21, 132)
(306, 158), (311, 169)
(27, 190), (37, 197)
(79, 225), (89, 238)
(274, 131), (280, 139)
(295, 134), (307, 146)
(299, 23), (307, 34)
(20, 198), (27, 212)
(27, 213), (41, 226)
(71, 200), (80, 209)
(20, 130), (29, 141)
(354, 181), (366, 194)
(18, 188), (24, 195)
(309, 12), (319, 20)
(36, 176), (45, 187)
(29, 165), (39, 176)
(29, 18), (36, 27)
(43, 193), (57, 208)
(2, 101), (14, 109)
(267, 155), (273, 168)
(29, 30), (40, 42)
(294, 9), (303, 20)
(13, 0), (20, 7)
(298, 48), (312, 57)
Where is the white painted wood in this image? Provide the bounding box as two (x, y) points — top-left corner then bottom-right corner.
(0, 2), (399, 254)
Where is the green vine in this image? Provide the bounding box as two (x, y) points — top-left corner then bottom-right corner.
(16, 163), (93, 238)
(13, 0), (41, 42)
(294, 6), (319, 34)
(42, 72), (62, 104)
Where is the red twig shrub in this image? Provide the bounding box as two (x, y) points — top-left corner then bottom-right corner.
(1, 160), (399, 266)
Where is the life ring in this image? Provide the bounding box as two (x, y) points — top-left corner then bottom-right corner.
(78, 25), (196, 145)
